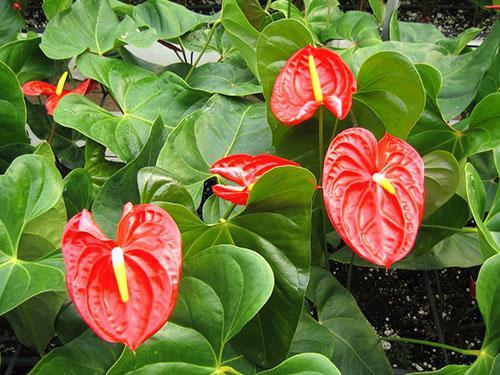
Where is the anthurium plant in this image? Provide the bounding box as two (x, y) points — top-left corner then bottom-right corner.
(0, 0), (499, 374)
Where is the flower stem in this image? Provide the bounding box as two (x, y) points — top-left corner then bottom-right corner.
(287, 0), (292, 18)
(185, 20), (220, 81)
(318, 107), (329, 267)
(331, 117), (339, 141)
(379, 336), (482, 357)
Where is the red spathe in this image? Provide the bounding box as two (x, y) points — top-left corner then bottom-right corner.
(61, 203), (182, 350)
(322, 128), (425, 268)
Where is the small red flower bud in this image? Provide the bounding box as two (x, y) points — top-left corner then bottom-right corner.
(11, 2), (21, 11)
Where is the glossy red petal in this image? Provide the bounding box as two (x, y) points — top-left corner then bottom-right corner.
(212, 184), (249, 206)
(270, 45), (356, 125)
(21, 81), (56, 96)
(242, 154), (300, 185)
(45, 94), (61, 115)
(209, 154), (254, 185)
(322, 128), (425, 268)
(484, 5), (500, 9)
(62, 204), (182, 351)
(70, 79), (94, 95)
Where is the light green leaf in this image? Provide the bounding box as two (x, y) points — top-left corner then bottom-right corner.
(399, 22), (445, 43)
(327, 11), (382, 47)
(0, 0), (23, 45)
(303, 0), (342, 42)
(55, 54), (208, 162)
(187, 62), (261, 96)
(221, 0), (260, 77)
(156, 94), (273, 206)
(0, 155), (65, 315)
(42, 0), (73, 19)
(134, 0), (209, 40)
(258, 353), (341, 374)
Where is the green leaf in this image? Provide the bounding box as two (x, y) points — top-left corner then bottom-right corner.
(327, 11), (382, 47)
(368, 0), (385, 24)
(0, 0), (23, 45)
(468, 93), (500, 152)
(63, 168), (94, 219)
(303, 0), (342, 42)
(221, 0), (260, 77)
(289, 310), (335, 359)
(55, 53), (208, 162)
(306, 267), (392, 374)
(92, 118), (166, 238)
(202, 194), (241, 225)
(423, 151), (460, 218)
(478, 49), (499, 102)
(399, 22), (445, 43)
(159, 166), (316, 367)
(83, 139), (123, 190)
(0, 38), (57, 84)
(0, 155), (65, 315)
(258, 353), (340, 374)
(137, 166), (195, 212)
(5, 292), (65, 355)
(0, 143), (33, 173)
(33, 141), (56, 163)
(156, 94), (273, 206)
(110, 245), (273, 373)
(40, 0), (156, 59)
(353, 51), (425, 139)
(177, 245), (273, 360)
(0, 61), (28, 146)
(31, 330), (123, 374)
(27, 103), (84, 169)
(133, 0), (209, 40)
(187, 62), (261, 96)
(181, 23), (233, 57)
(42, 0), (73, 19)
(469, 151), (499, 209)
(465, 163), (499, 252)
(438, 27), (481, 55)
(55, 302), (88, 344)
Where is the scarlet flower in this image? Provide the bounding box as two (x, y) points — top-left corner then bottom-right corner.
(11, 2), (21, 10)
(322, 128), (425, 268)
(210, 154), (300, 205)
(61, 203), (182, 350)
(484, 5), (500, 9)
(271, 45), (356, 125)
(21, 72), (94, 115)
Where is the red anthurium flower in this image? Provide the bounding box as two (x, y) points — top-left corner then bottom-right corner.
(11, 2), (21, 10)
(484, 5), (500, 9)
(210, 154), (300, 205)
(322, 128), (425, 268)
(61, 203), (182, 350)
(22, 72), (94, 115)
(270, 45), (356, 125)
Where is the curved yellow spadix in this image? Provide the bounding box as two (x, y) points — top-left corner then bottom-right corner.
(112, 247), (129, 303)
(56, 72), (68, 96)
(308, 54), (323, 103)
(372, 173), (396, 195)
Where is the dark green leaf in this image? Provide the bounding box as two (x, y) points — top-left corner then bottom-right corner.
(63, 168), (94, 219)
(5, 292), (65, 355)
(307, 267), (392, 374)
(289, 310), (335, 359)
(353, 51), (425, 139)
(0, 61), (28, 146)
(0, 0), (23, 45)
(92, 117), (166, 238)
(31, 330), (123, 374)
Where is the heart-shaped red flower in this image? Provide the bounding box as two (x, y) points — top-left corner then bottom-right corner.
(62, 203), (182, 350)
(22, 72), (95, 115)
(210, 154), (300, 205)
(270, 45), (356, 125)
(322, 128), (425, 268)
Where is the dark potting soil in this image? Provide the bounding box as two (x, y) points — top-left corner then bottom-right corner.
(331, 263), (484, 373)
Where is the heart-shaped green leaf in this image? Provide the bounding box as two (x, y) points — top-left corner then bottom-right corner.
(159, 166), (316, 367)
(258, 353), (341, 374)
(156, 94), (273, 206)
(0, 154), (65, 315)
(55, 53), (208, 161)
